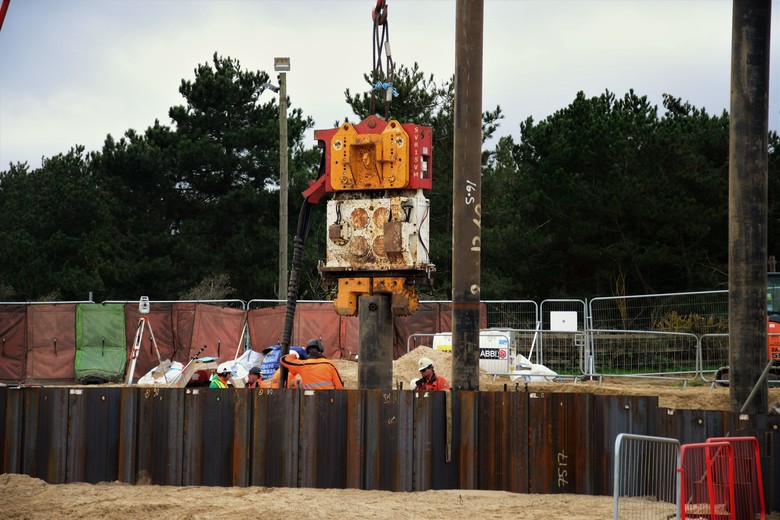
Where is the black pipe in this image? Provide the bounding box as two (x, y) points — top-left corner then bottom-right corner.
(279, 152), (325, 386)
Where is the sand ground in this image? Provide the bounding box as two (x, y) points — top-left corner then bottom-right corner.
(2, 473), (779, 520)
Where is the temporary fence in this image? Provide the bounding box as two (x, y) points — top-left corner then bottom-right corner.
(588, 291), (729, 333)
(679, 441), (735, 520)
(612, 433), (680, 520)
(103, 299), (247, 309)
(0, 300), (249, 385)
(613, 435), (767, 520)
(482, 300), (538, 330)
(2, 291), (779, 383)
(590, 330), (700, 380)
(706, 437), (766, 520)
(699, 333), (730, 381)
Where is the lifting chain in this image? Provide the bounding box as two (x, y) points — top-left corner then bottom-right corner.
(371, 0), (396, 118)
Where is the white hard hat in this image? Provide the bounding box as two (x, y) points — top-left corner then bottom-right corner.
(217, 362), (232, 376)
(418, 357), (434, 372)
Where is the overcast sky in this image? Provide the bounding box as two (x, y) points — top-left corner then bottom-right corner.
(1, 0), (778, 170)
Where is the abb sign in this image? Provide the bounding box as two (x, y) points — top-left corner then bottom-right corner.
(480, 348), (508, 360)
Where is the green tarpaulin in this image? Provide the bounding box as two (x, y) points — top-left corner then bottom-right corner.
(75, 304), (126, 383)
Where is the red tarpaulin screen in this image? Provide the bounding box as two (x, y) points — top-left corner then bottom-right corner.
(0, 304), (27, 382)
(190, 304), (246, 363)
(247, 301), (487, 360)
(246, 306), (286, 352)
(124, 303), (175, 379)
(26, 304), (76, 382)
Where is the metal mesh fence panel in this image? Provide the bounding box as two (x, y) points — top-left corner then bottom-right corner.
(247, 298), (295, 310)
(538, 300), (585, 373)
(589, 291), (728, 334)
(679, 442), (735, 520)
(700, 334), (729, 380)
(612, 434), (680, 520)
(533, 330), (584, 375)
(406, 333), (437, 353)
(591, 330), (699, 379)
(483, 300), (538, 329)
(706, 437), (765, 520)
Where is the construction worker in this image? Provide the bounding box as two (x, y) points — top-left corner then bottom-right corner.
(259, 363), (303, 389)
(415, 357), (450, 391)
(209, 362), (232, 388)
(258, 346), (307, 389)
(279, 338), (344, 390)
(246, 366), (262, 388)
(260, 345), (307, 380)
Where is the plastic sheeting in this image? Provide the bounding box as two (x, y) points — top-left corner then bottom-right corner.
(123, 303), (175, 380)
(190, 304), (246, 362)
(247, 301), (488, 360)
(27, 304), (76, 382)
(0, 304), (26, 382)
(75, 304), (127, 383)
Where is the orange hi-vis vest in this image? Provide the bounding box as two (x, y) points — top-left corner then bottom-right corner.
(417, 373), (450, 391)
(258, 368), (300, 389)
(280, 355), (344, 390)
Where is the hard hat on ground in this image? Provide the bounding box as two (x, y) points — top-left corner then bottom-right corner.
(306, 338), (324, 354)
(418, 357), (434, 372)
(217, 361), (232, 376)
(248, 366), (261, 376)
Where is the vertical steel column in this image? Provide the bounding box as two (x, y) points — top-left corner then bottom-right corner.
(451, 0), (484, 390)
(358, 294), (393, 390)
(728, 0), (772, 413)
(278, 70), (289, 301)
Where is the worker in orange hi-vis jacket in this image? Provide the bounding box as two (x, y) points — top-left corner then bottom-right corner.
(414, 357), (450, 391)
(279, 338), (344, 390)
(259, 366), (301, 389)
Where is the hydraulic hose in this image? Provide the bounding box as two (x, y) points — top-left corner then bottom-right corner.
(278, 151), (325, 386)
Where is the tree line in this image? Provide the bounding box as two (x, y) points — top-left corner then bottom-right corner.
(1, 53), (778, 302)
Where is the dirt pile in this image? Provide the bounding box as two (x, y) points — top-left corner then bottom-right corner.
(333, 346), (456, 389)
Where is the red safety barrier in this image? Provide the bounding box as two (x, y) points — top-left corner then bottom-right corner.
(707, 437), (766, 520)
(679, 441), (735, 520)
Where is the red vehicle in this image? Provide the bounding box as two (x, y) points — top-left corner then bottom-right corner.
(767, 273), (780, 361)
(717, 274), (780, 385)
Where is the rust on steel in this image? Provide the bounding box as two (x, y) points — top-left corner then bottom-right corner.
(358, 295), (393, 390)
(2, 386), (780, 515)
(451, 0), (484, 391)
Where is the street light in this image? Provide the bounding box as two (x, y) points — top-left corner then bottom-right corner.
(275, 57), (290, 301)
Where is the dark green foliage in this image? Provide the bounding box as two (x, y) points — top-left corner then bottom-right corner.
(0, 148), (112, 299)
(483, 90), (734, 299)
(1, 57), (777, 302)
(0, 53), (314, 301)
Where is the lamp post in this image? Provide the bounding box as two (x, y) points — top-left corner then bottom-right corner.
(275, 57), (290, 301)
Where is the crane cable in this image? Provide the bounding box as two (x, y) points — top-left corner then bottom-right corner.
(371, 0), (397, 117)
